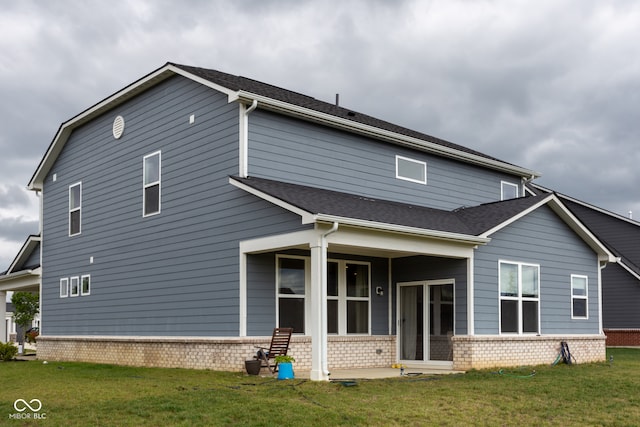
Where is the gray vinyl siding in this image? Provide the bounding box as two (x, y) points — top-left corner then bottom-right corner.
(392, 256), (468, 335)
(246, 252), (389, 336)
(473, 205), (600, 335)
(248, 110), (521, 210)
(40, 76), (308, 337)
(22, 242), (41, 269)
(602, 263), (640, 328)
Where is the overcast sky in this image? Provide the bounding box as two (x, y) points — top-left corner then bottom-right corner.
(1, 0), (639, 270)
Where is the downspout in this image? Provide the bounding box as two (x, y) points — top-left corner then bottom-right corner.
(321, 222), (339, 377)
(240, 100), (258, 178)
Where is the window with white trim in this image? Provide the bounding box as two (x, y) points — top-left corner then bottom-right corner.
(60, 278), (69, 298)
(501, 181), (519, 200)
(69, 182), (82, 236)
(277, 256), (307, 333)
(396, 155), (427, 184)
(571, 275), (588, 318)
(70, 276), (80, 297)
(143, 151), (161, 216)
(499, 261), (539, 334)
(81, 274), (91, 296)
(327, 260), (371, 335)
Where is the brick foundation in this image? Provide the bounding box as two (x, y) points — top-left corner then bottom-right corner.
(452, 335), (606, 370)
(604, 329), (640, 347)
(36, 335), (396, 372)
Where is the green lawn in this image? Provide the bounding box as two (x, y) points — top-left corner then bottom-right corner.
(1, 348), (639, 426)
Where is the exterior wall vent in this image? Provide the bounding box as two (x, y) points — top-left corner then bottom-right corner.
(112, 115), (125, 139)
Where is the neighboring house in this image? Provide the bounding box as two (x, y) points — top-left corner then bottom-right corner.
(529, 184), (640, 347)
(26, 63), (615, 380)
(0, 235), (41, 343)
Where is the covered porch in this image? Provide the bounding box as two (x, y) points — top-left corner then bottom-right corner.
(239, 222), (482, 381)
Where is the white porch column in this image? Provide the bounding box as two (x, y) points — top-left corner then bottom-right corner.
(0, 291), (6, 343)
(309, 235), (329, 381)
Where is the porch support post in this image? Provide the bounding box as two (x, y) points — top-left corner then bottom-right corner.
(309, 234), (329, 381)
(0, 291), (6, 343)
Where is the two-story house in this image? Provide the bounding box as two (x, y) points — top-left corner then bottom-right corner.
(26, 63), (614, 380)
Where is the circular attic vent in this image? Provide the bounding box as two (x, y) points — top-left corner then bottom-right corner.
(112, 115), (125, 139)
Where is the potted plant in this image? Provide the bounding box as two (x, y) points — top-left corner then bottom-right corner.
(275, 355), (295, 380)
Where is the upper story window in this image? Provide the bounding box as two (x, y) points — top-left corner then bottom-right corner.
(396, 155), (427, 185)
(69, 182), (82, 236)
(501, 181), (520, 200)
(143, 151), (161, 217)
(499, 261), (539, 334)
(571, 275), (588, 319)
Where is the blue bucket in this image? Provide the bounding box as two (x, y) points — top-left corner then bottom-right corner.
(277, 363), (294, 380)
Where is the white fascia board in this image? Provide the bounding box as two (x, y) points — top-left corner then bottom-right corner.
(228, 177), (315, 223)
(314, 213), (490, 245)
(0, 269), (40, 292)
(230, 90), (540, 179)
(481, 194), (617, 262)
(28, 64), (238, 191)
(7, 235), (41, 273)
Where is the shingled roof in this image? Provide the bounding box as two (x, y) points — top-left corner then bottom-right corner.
(172, 63), (511, 165)
(231, 176), (548, 237)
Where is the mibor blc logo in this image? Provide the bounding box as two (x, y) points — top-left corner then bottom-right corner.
(9, 399), (46, 420)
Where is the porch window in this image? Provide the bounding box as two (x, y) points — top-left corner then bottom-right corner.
(571, 275), (588, 318)
(277, 257), (306, 333)
(143, 151), (161, 216)
(69, 182), (82, 236)
(328, 260), (370, 335)
(499, 261), (539, 334)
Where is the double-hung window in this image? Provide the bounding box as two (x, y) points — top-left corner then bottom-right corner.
(69, 182), (82, 236)
(327, 261), (371, 335)
(571, 275), (588, 318)
(499, 261), (540, 334)
(143, 151), (161, 216)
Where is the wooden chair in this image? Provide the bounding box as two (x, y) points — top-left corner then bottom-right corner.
(255, 327), (294, 373)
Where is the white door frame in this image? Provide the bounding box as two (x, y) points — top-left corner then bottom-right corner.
(396, 279), (455, 368)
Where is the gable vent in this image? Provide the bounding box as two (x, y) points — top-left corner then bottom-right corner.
(112, 115), (125, 139)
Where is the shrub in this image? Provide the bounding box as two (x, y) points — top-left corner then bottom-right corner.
(0, 342), (18, 361)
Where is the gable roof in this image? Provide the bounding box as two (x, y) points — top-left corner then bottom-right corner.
(0, 234), (41, 293)
(230, 176), (615, 262)
(28, 62), (539, 190)
(530, 183), (640, 278)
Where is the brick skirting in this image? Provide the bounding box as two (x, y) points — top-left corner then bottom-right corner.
(451, 335), (606, 370)
(36, 335), (396, 372)
(604, 329), (640, 347)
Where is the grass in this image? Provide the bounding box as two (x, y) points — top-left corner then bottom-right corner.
(1, 348), (639, 426)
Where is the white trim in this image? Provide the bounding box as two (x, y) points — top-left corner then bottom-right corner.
(498, 260), (541, 335)
(570, 274), (589, 319)
(467, 256), (475, 335)
(230, 90), (540, 179)
(239, 103), (249, 178)
(69, 182), (82, 236)
(395, 155), (427, 185)
(500, 181), (519, 200)
(81, 274), (91, 296)
(70, 276), (80, 297)
(228, 178), (315, 223)
(239, 251), (247, 337)
(59, 278), (69, 298)
(143, 151), (161, 217)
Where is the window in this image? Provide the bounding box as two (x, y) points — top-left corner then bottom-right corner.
(70, 276), (80, 297)
(69, 182), (82, 235)
(499, 261), (539, 334)
(60, 278), (69, 298)
(396, 155), (426, 184)
(571, 275), (588, 318)
(328, 260), (370, 335)
(143, 151), (161, 216)
(277, 257), (307, 333)
(501, 181), (519, 200)
(81, 275), (91, 296)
